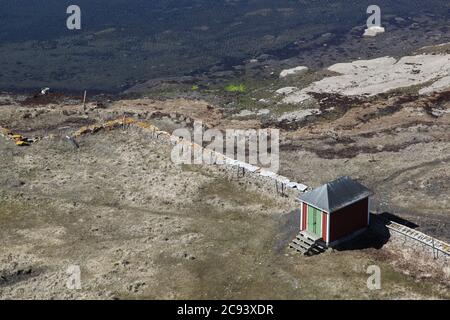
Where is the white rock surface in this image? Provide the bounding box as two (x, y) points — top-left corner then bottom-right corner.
(281, 54), (450, 104)
(419, 76), (450, 95)
(234, 109), (254, 118)
(363, 26), (385, 37)
(233, 108), (271, 117)
(278, 109), (321, 122)
(282, 92), (311, 104)
(279, 66), (309, 78)
(257, 109), (270, 115)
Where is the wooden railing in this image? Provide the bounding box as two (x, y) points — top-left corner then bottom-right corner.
(386, 220), (450, 259)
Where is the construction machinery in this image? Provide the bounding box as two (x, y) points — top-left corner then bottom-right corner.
(12, 134), (31, 146)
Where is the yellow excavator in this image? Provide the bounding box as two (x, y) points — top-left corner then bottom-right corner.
(12, 134), (31, 147)
(1, 127), (37, 146)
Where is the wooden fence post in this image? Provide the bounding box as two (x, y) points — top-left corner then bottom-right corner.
(82, 90), (87, 110)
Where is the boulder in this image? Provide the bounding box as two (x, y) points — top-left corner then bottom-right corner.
(279, 66), (308, 78)
(363, 26), (386, 37)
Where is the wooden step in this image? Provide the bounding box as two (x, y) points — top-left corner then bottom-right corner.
(299, 230), (322, 242)
(292, 236), (314, 246)
(311, 245), (326, 253)
(314, 241), (327, 250)
(292, 239), (313, 251)
(290, 232), (328, 256)
(296, 235), (315, 245)
(290, 242), (308, 253)
(291, 240), (316, 255)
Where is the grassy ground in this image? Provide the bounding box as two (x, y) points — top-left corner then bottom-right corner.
(0, 128), (448, 299)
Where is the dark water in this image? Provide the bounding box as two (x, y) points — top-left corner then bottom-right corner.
(0, 0), (448, 92)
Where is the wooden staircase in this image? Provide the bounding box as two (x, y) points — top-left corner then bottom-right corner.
(290, 231), (327, 256)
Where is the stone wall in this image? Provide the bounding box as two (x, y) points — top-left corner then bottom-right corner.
(127, 120), (309, 201)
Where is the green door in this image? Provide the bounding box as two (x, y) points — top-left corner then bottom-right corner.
(307, 205), (322, 237)
(307, 206), (315, 233)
